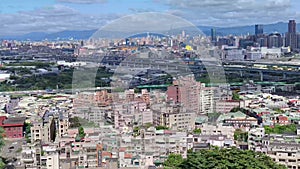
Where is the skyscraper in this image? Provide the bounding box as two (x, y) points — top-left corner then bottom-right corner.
(267, 33), (282, 48)
(297, 34), (300, 49)
(288, 20), (296, 33)
(286, 20), (297, 50)
(182, 30), (185, 38)
(255, 24), (263, 36)
(211, 28), (217, 44)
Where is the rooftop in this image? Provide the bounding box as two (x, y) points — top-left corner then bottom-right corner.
(1, 116), (26, 126)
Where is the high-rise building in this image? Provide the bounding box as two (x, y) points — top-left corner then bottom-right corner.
(211, 28), (217, 44)
(257, 37), (268, 47)
(297, 34), (300, 49)
(255, 24), (263, 36)
(268, 33), (282, 48)
(288, 20), (296, 33)
(286, 20), (298, 50)
(167, 76), (215, 114)
(167, 76), (199, 112)
(182, 30), (186, 38)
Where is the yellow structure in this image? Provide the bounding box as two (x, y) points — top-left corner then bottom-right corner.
(185, 45), (193, 51)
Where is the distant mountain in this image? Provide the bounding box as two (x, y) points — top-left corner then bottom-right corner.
(1, 22), (299, 41)
(45, 30), (97, 40)
(1, 29), (97, 41)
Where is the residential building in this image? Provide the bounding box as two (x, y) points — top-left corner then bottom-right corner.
(31, 111), (56, 143)
(215, 100), (240, 113)
(248, 127), (265, 151)
(0, 116), (25, 139)
(153, 104), (195, 131)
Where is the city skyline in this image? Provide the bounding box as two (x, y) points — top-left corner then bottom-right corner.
(0, 0), (300, 36)
(1, 2), (300, 169)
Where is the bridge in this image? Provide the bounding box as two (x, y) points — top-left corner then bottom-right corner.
(97, 57), (300, 82)
(0, 87), (114, 95)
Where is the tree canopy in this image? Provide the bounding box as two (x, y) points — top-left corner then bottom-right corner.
(193, 128), (201, 134)
(234, 129), (248, 142)
(264, 124), (297, 134)
(0, 127), (6, 168)
(164, 147), (287, 169)
(75, 126), (86, 142)
(156, 125), (169, 130)
(232, 92), (240, 101)
(78, 126), (86, 138)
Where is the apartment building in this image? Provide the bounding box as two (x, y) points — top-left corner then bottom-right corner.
(262, 134), (300, 169)
(119, 128), (193, 167)
(21, 140), (43, 169)
(199, 86), (215, 114)
(111, 101), (150, 129)
(153, 104), (195, 131)
(248, 127), (265, 151)
(167, 76), (215, 114)
(83, 106), (112, 126)
(31, 111), (56, 143)
(58, 112), (69, 138)
(201, 123), (235, 139)
(215, 100), (240, 113)
(40, 145), (60, 169)
(167, 76), (200, 113)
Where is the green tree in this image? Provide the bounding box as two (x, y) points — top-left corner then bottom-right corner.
(25, 122), (32, 143)
(193, 128), (201, 134)
(133, 126), (140, 133)
(232, 92), (240, 100)
(164, 147), (287, 169)
(234, 129), (248, 142)
(78, 126), (86, 139)
(143, 123), (152, 129)
(0, 127), (6, 168)
(0, 127), (4, 149)
(156, 126), (169, 130)
(264, 124), (297, 134)
(164, 154), (184, 169)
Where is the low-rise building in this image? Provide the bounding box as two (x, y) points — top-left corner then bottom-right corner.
(0, 116), (25, 139)
(215, 100), (240, 113)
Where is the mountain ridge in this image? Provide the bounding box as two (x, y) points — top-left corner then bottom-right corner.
(1, 22), (299, 41)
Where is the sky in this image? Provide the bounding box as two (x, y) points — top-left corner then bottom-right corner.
(0, 0), (299, 36)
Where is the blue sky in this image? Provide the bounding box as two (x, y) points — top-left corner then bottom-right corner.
(0, 0), (299, 36)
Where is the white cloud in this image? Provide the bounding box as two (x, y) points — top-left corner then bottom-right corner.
(56, 0), (107, 4)
(161, 0), (297, 26)
(0, 5), (119, 36)
(0, 0), (299, 36)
